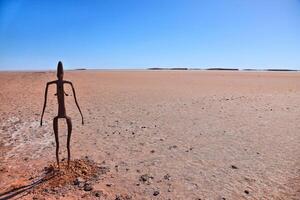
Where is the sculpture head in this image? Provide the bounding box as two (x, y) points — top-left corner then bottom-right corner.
(57, 61), (64, 80)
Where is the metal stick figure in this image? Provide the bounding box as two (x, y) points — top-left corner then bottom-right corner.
(40, 61), (84, 167)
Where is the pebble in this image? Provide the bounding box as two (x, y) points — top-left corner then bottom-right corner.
(44, 165), (54, 174)
(231, 165), (238, 169)
(139, 174), (153, 183)
(115, 194), (132, 200)
(83, 183), (93, 191)
(74, 177), (85, 187)
(94, 190), (103, 197)
(153, 191), (160, 196)
(32, 196), (45, 200)
(164, 174), (171, 180)
(168, 145), (177, 150)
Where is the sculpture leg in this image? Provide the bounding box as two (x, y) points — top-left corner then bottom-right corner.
(53, 116), (60, 167)
(66, 116), (72, 167)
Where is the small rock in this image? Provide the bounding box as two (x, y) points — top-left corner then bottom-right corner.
(81, 169), (88, 175)
(231, 165), (238, 169)
(73, 179), (80, 186)
(32, 196), (45, 200)
(153, 191), (160, 196)
(51, 187), (59, 192)
(106, 183), (112, 187)
(74, 177), (85, 186)
(150, 150), (155, 153)
(164, 174), (171, 180)
(98, 165), (110, 174)
(44, 165), (54, 174)
(139, 174), (153, 183)
(84, 183), (93, 191)
(244, 190), (249, 194)
(94, 190), (103, 197)
(168, 145), (177, 150)
(115, 194), (132, 200)
(95, 192), (101, 197)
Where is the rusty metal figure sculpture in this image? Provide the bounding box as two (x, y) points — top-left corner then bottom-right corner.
(40, 61), (84, 167)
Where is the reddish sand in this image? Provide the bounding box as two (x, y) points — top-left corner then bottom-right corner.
(0, 70), (299, 199)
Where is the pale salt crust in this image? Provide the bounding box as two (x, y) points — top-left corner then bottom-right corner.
(1, 117), (53, 160)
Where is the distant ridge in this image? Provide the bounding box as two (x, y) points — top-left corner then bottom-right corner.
(243, 69), (263, 71)
(206, 68), (239, 71)
(147, 67), (298, 72)
(148, 67), (188, 70)
(264, 69), (298, 72)
(148, 67), (239, 71)
(74, 68), (87, 70)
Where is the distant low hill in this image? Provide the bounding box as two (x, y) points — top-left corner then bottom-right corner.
(206, 68), (239, 71)
(264, 69), (298, 72)
(74, 68), (87, 70)
(147, 67), (298, 72)
(148, 67), (188, 70)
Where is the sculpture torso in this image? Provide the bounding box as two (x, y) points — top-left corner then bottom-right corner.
(56, 80), (66, 117)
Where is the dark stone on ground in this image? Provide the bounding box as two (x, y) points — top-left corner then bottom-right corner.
(73, 177), (85, 186)
(44, 165), (54, 174)
(115, 194), (132, 200)
(164, 174), (171, 180)
(153, 191), (160, 196)
(83, 183), (93, 191)
(231, 165), (238, 169)
(93, 190), (103, 197)
(139, 174), (153, 183)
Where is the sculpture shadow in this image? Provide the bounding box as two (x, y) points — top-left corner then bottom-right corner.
(0, 172), (56, 200)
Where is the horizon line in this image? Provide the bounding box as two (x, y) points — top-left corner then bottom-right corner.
(0, 67), (299, 72)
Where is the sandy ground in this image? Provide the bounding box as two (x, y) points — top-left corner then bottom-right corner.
(0, 70), (299, 200)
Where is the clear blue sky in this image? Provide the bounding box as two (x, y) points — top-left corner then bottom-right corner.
(1, 0), (300, 70)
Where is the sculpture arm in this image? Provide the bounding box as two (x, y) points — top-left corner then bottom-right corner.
(40, 81), (55, 126)
(65, 81), (84, 125)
